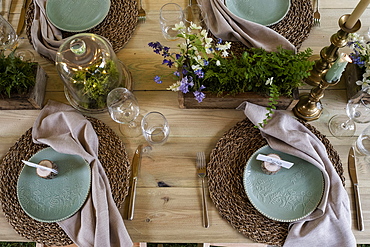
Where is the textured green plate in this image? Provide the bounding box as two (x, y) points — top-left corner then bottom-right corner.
(243, 145), (324, 222)
(17, 147), (91, 223)
(46, 0), (110, 32)
(225, 0), (290, 26)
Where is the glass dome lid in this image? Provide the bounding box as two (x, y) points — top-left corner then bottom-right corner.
(55, 33), (127, 113)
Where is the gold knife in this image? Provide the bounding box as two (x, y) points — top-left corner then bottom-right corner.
(348, 147), (364, 231)
(16, 0), (31, 35)
(127, 144), (143, 220)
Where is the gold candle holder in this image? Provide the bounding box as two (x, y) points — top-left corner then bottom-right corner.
(293, 14), (361, 121)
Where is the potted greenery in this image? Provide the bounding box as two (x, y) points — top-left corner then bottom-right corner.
(148, 22), (314, 115)
(0, 50), (47, 109)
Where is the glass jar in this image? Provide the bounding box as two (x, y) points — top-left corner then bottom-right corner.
(55, 33), (131, 113)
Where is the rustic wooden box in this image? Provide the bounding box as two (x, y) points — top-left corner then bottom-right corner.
(342, 63), (362, 100)
(178, 88), (299, 110)
(0, 65), (47, 110)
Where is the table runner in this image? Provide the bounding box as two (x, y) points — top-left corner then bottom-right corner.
(0, 112), (130, 245)
(207, 113), (348, 246)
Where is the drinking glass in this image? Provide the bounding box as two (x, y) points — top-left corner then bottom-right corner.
(159, 3), (184, 41)
(0, 14), (18, 51)
(184, 4), (208, 32)
(107, 88), (140, 135)
(141, 111), (170, 146)
(355, 124), (370, 156)
(328, 86), (370, 138)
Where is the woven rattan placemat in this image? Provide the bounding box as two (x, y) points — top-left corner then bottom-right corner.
(0, 116), (130, 246)
(207, 118), (344, 246)
(25, 0), (138, 53)
(226, 0), (313, 54)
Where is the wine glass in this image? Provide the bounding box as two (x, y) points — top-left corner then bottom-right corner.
(107, 88), (141, 136)
(141, 111), (170, 146)
(328, 86), (370, 138)
(159, 3), (184, 41)
(0, 14), (18, 51)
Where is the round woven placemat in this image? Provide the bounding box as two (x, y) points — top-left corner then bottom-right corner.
(207, 118), (344, 246)
(226, 0), (313, 54)
(25, 0), (138, 53)
(0, 117), (130, 246)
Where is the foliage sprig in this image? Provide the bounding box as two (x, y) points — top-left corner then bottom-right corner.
(0, 50), (37, 98)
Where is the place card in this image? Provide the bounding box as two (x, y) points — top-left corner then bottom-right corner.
(256, 154), (294, 169)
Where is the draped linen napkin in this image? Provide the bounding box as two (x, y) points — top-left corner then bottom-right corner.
(198, 0), (296, 52)
(238, 102), (356, 247)
(32, 100), (133, 247)
(31, 0), (65, 61)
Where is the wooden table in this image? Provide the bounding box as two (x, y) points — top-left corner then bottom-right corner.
(1, 0), (370, 245)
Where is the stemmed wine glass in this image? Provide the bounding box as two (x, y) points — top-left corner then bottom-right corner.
(0, 14), (18, 51)
(107, 87), (141, 136)
(328, 86), (370, 138)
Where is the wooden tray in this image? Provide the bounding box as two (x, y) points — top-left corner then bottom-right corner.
(178, 88), (299, 110)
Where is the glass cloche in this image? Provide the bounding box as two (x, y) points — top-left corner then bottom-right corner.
(55, 33), (131, 113)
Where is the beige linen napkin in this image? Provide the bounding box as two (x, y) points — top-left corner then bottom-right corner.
(32, 100), (133, 247)
(238, 102), (356, 247)
(31, 0), (65, 61)
(198, 0), (296, 52)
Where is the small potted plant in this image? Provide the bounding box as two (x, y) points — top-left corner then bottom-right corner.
(0, 50), (47, 109)
(148, 22), (314, 119)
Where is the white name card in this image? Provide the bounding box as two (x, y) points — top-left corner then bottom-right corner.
(256, 154), (294, 169)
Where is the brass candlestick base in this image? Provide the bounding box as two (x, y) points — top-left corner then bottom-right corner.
(293, 79), (340, 121)
(293, 14), (361, 121)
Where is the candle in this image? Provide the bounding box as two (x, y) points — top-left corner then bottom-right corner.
(325, 53), (352, 82)
(345, 0), (370, 29)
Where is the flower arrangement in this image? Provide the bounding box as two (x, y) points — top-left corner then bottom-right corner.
(148, 22), (314, 125)
(347, 33), (370, 88)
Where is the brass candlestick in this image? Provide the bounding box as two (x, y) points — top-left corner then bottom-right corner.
(293, 14), (361, 121)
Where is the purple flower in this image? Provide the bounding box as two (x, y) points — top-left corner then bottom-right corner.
(179, 76), (194, 94)
(193, 91), (205, 102)
(195, 69), (204, 78)
(193, 85), (206, 103)
(176, 54), (181, 60)
(162, 59), (174, 68)
(173, 71), (180, 77)
(154, 76), (162, 84)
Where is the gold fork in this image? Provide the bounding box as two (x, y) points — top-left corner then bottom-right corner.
(196, 151), (209, 228)
(138, 0), (146, 23)
(313, 0), (320, 26)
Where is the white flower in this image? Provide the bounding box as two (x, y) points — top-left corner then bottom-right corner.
(173, 21), (186, 31)
(222, 50), (229, 57)
(265, 77), (274, 85)
(190, 22), (202, 30)
(167, 81), (181, 91)
(216, 60), (221, 66)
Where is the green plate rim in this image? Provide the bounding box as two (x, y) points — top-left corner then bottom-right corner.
(46, 0), (111, 32)
(243, 145), (324, 222)
(225, 0), (291, 26)
(17, 147), (91, 223)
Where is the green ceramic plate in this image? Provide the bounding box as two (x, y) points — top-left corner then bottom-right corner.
(17, 147), (91, 223)
(225, 0), (290, 26)
(243, 145), (324, 222)
(46, 0), (111, 32)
